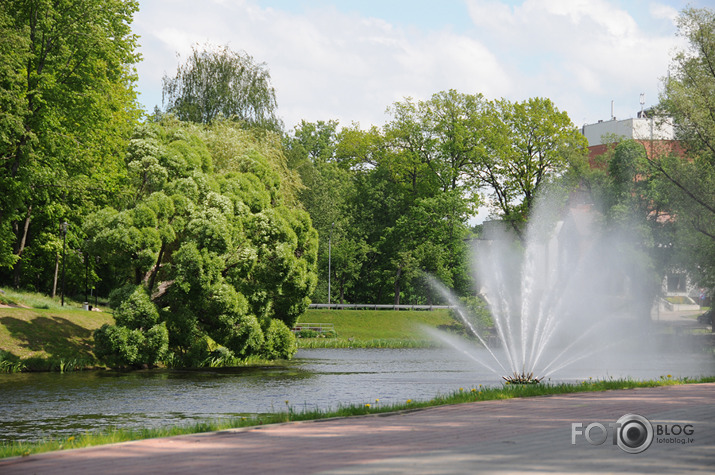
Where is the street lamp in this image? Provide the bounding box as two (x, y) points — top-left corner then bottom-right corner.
(328, 222), (334, 306)
(94, 256), (100, 308)
(60, 221), (68, 306)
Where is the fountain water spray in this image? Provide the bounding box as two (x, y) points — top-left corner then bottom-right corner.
(431, 194), (656, 384)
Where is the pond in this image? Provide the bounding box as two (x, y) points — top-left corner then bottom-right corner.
(0, 347), (713, 442)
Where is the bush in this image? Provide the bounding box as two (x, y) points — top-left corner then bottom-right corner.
(93, 324), (138, 367)
(108, 284), (139, 309)
(93, 322), (169, 368)
(296, 329), (319, 338)
(139, 322), (169, 365)
(114, 287), (160, 330)
(260, 319), (297, 359)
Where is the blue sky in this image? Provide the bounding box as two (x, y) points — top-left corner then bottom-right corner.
(134, 0), (705, 131)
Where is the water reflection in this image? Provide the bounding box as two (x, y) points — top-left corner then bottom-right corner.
(0, 347), (712, 442)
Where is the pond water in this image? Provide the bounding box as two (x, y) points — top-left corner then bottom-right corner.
(0, 347), (713, 442)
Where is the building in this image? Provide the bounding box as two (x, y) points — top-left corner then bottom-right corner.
(580, 112), (700, 313)
(581, 113), (682, 165)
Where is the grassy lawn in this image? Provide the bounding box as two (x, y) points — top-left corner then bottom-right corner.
(0, 307), (113, 360)
(296, 308), (465, 347)
(0, 288), (114, 370)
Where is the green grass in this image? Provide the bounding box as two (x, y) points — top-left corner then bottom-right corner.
(2, 375), (713, 459)
(0, 288), (113, 371)
(297, 338), (438, 348)
(0, 288), (92, 311)
(296, 309), (465, 348)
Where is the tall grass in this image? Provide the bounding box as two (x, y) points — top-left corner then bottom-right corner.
(2, 376), (713, 459)
(0, 288), (89, 311)
(298, 338), (439, 349)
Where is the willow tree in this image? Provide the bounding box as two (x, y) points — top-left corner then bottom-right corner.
(162, 44), (282, 131)
(88, 120), (318, 367)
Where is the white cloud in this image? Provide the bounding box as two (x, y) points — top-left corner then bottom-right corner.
(134, 0), (686, 129)
(649, 3), (679, 22)
(464, 0), (682, 123)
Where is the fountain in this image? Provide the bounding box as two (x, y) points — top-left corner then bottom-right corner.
(431, 194), (658, 384)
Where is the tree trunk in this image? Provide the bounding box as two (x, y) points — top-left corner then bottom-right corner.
(52, 252), (59, 298)
(146, 242), (166, 293)
(12, 205), (32, 288)
(393, 265), (402, 306)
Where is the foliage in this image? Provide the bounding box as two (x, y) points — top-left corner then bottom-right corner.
(654, 7), (715, 293)
(93, 322), (168, 368)
(87, 119), (318, 367)
(473, 97), (588, 240)
(289, 93), (585, 306)
(259, 319), (297, 359)
(162, 44), (281, 130)
(0, 0), (141, 291)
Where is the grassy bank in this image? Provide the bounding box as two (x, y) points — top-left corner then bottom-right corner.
(0, 294), (465, 371)
(295, 308), (464, 348)
(2, 375), (713, 459)
(0, 289), (113, 372)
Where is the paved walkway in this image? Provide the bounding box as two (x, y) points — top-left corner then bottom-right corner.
(1, 383), (713, 474)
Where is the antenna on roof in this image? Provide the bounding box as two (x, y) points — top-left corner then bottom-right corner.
(611, 100), (615, 121)
(640, 93), (645, 117)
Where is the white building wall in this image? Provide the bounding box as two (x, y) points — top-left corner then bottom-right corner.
(582, 117), (675, 146)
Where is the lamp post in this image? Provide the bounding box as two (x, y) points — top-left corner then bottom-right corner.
(80, 250), (88, 309)
(60, 221), (68, 306)
(328, 222), (334, 306)
(95, 256), (100, 308)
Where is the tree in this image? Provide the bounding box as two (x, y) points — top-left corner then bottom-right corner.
(472, 97), (588, 241)
(655, 7), (715, 293)
(162, 44), (281, 130)
(0, 0), (141, 288)
(384, 90), (486, 202)
(285, 120), (371, 303)
(88, 120), (318, 366)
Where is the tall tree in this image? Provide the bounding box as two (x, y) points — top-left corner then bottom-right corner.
(88, 119), (318, 366)
(655, 7), (715, 293)
(0, 0), (141, 288)
(472, 97), (588, 241)
(162, 44), (281, 130)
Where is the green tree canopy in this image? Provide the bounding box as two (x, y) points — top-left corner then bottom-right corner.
(656, 6), (715, 292)
(0, 0), (141, 288)
(162, 44), (281, 130)
(473, 97), (588, 241)
(88, 119), (317, 367)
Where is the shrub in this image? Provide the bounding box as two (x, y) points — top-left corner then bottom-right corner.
(260, 319), (297, 359)
(296, 329), (319, 338)
(93, 324), (138, 367)
(93, 322), (169, 368)
(114, 287), (160, 330)
(108, 284), (139, 309)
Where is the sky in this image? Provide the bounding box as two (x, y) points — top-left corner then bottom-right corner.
(133, 0), (706, 132)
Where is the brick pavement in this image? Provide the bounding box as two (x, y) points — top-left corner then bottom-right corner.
(0, 383), (713, 474)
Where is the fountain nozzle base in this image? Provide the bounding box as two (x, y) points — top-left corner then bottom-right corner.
(502, 372), (542, 384)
